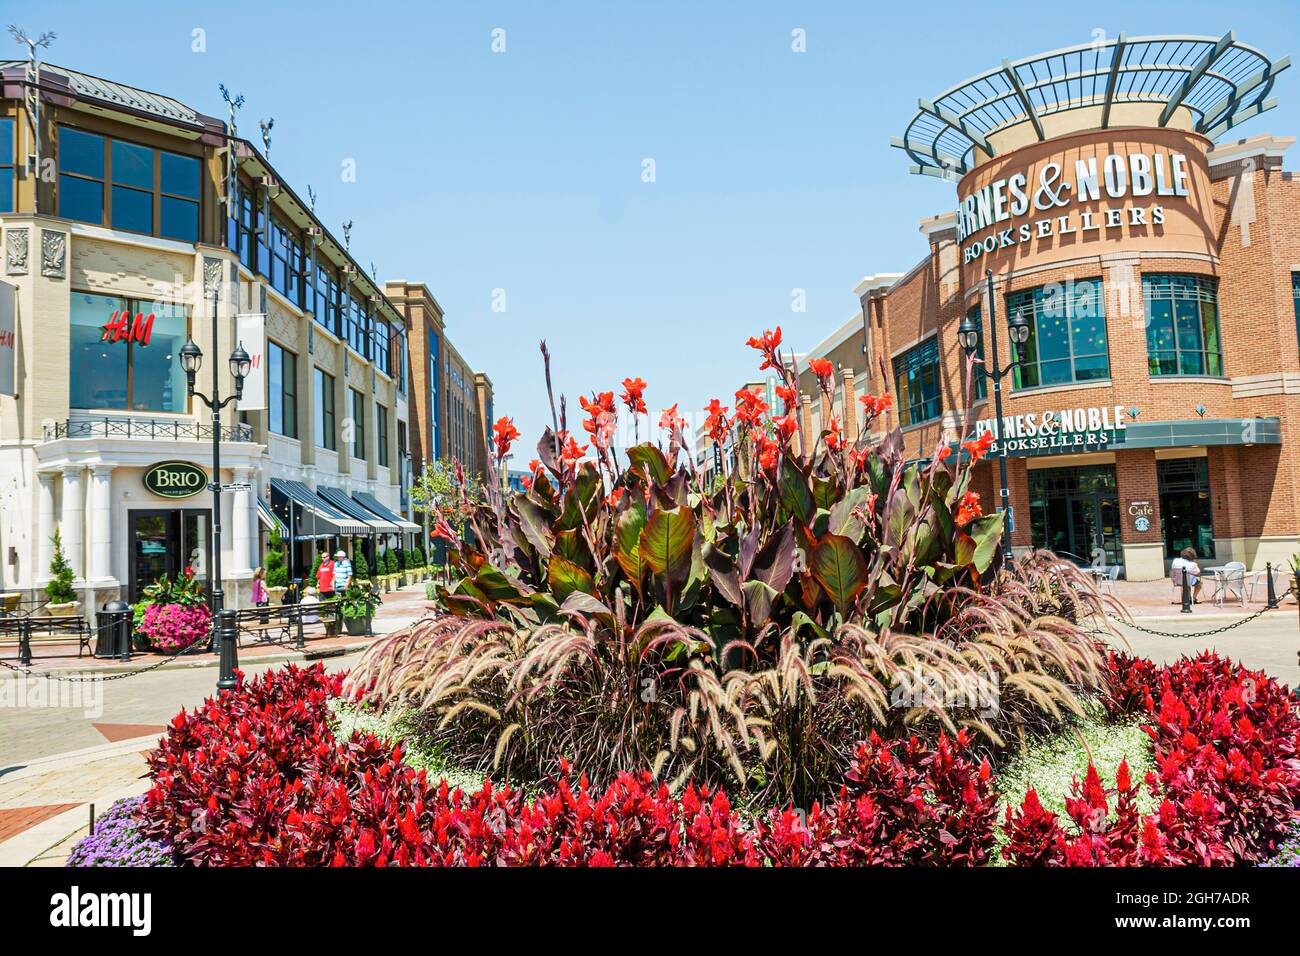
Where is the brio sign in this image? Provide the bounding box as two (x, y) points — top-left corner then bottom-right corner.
(143, 461), (209, 499)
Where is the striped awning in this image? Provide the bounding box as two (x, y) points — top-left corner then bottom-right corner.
(352, 491), (422, 533)
(270, 478), (370, 536)
(256, 495), (288, 536)
(316, 486), (398, 534)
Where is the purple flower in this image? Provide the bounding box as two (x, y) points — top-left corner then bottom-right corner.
(66, 796), (176, 867)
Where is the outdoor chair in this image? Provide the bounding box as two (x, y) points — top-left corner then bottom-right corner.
(1169, 566), (1190, 603)
(1213, 561), (1247, 608)
(1101, 565), (1120, 593)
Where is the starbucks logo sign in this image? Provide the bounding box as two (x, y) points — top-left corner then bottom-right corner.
(143, 461), (209, 499)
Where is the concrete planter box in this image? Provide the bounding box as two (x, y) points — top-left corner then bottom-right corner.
(44, 601), (80, 617)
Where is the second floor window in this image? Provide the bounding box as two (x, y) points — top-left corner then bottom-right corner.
(314, 368), (336, 451)
(373, 322), (392, 376)
(376, 403), (390, 468)
(269, 218), (303, 303)
(1009, 279), (1110, 389)
(268, 341), (298, 439)
(351, 387), (366, 460)
(58, 127), (200, 241)
(893, 336), (941, 427)
(69, 290), (188, 412)
(0, 117), (14, 214)
(1144, 274), (1223, 377)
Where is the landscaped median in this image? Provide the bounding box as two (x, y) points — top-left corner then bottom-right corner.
(64, 332), (1300, 868)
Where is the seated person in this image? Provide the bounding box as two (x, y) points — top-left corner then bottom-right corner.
(299, 586), (321, 624)
(1170, 548), (1203, 603)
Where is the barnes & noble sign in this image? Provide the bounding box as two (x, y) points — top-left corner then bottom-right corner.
(973, 404), (1129, 458)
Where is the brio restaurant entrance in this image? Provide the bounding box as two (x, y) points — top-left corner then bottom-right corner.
(1028, 464), (1121, 568)
(129, 509), (212, 600)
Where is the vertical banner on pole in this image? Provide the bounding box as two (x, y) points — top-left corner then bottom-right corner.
(236, 312), (266, 410)
(0, 281), (16, 397)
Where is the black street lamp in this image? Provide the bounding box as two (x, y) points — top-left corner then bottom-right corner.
(959, 268), (1030, 564)
(181, 291), (251, 693)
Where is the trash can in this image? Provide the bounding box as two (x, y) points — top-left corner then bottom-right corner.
(95, 600), (132, 660)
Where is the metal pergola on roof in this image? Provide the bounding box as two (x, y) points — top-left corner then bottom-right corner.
(893, 32), (1290, 181)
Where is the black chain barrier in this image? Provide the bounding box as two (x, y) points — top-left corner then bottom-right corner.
(1100, 585), (1296, 640)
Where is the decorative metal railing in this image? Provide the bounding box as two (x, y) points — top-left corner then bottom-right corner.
(42, 418), (255, 443)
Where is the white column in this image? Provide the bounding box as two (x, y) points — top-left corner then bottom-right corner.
(59, 465), (85, 580)
(36, 472), (56, 584)
(232, 465), (254, 572)
(89, 464), (114, 581)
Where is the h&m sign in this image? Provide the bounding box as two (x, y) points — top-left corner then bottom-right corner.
(973, 404), (1129, 457)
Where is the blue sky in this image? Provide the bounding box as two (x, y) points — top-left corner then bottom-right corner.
(9, 1), (1299, 454)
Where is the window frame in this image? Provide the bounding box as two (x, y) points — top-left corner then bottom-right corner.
(1, 115), (16, 214)
(69, 290), (191, 413)
(350, 387), (367, 461)
(1008, 279), (1111, 390)
(376, 402), (390, 468)
(267, 340), (299, 439)
(892, 335), (942, 428)
(1292, 273), (1299, 355)
(1142, 273), (1224, 378)
(314, 368), (336, 451)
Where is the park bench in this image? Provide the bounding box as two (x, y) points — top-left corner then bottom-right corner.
(233, 600), (343, 649)
(0, 613), (94, 661)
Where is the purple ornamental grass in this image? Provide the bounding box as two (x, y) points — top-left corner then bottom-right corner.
(66, 796), (175, 867)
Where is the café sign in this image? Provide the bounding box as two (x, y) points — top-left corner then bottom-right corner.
(973, 404), (1129, 458)
(958, 150), (1192, 264)
(143, 461), (209, 499)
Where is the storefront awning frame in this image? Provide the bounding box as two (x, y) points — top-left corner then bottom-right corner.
(352, 491), (422, 534)
(316, 486), (399, 534)
(270, 478), (370, 536)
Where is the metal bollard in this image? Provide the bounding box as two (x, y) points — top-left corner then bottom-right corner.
(295, 603), (305, 650)
(1180, 572), (1192, 614)
(216, 608), (239, 692)
(18, 618), (32, 665)
(1265, 562), (1278, 609)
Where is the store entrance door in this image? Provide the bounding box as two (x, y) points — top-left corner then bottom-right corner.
(1029, 464), (1121, 568)
(129, 508), (213, 600)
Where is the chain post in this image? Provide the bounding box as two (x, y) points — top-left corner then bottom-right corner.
(1265, 562), (1278, 609)
(18, 617), (32, 666)
(1180, 571), (1192, 614)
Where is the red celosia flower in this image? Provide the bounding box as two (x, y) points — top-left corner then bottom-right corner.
(620, 377), (647, 415)
(962, 431), (995, 462)
(492, 416), (520, 460)
(745, 327), (783, 371)
(955, 490), (982, 526)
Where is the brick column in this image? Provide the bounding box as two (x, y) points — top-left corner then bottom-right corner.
(1005, 458), (1031, 551)
(1114, 448), (1164, 581)
(841, 367), (858, 443)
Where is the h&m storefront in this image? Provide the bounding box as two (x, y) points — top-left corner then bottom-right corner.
(874, 33), (1300, 581)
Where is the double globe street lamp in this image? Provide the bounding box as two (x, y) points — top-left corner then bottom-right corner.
(957, 267), (1031, 564)
(179, 323), (251, 693)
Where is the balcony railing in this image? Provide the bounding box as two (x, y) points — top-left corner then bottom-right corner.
(43, 418), (255, 443)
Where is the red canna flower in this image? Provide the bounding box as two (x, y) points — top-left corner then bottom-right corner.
(774, 384), (797, 411)
(962, 431), (996, 462)
(824, 416), (843, 450)
(560, 434), (589, 472)
(521, 475), (533, 491)
(659, 403), (686, 435)
(859, 392), (893, 417)
(492, 416), (520, 460)
(752, 429), (779, 472)
(807, 358), (834, 384)
(620, 377), (648, 415)
(704, 398), (730, 444)
(579, 391), (618, 451)
(528, 458), (541, 475)
(430, 514), (458, 542)
(935, 443), (953, 463)
(955, 490), (983, 526)
(607, 487), (624, 508)
(733, 389), (768, 427)
(745, 327), (783, 371)
(775, 413), (799, 441)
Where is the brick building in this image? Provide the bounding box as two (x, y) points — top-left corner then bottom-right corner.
(799, 33), (1299, 581)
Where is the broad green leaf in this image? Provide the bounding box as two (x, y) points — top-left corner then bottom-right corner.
(702, 543), (741, 606)
(546, 554), (595, 602)
(559, 591), (614, 628)
(741, 579), (778, 629)
(828, 486), (872, 544)
(810, 533), (869, 615)
(614, 499), (649, 593)
(511, 496), (554, 559)
(472, 563), (530, 604)
(968, 511), (1005, 574)
(778, 459), (815, 526)
(639, 506), (696, 578)
(624, 444), (670, 485)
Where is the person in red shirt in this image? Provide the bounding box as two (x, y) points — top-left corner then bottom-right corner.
(316, 550), (335, 600)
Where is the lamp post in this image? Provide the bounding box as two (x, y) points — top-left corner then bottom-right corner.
(957, 268), (1030, 564)
(180, 291), (251, 693)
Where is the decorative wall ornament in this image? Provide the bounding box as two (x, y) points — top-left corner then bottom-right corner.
(39, 229), (66, 279)
(203, 256), (223, 298)
(5, 229), (29, 275)
(307, 322), (315, 355)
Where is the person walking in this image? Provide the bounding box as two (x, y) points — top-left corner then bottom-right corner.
(333, 549), (353, 592)
(316, 550), (335, 600)
(251, 567), (268, 607)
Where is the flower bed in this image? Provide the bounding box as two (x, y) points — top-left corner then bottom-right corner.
(67, 796), (175, 867)
(134, 571), (211, 652)
(127, 651), (1299, 867)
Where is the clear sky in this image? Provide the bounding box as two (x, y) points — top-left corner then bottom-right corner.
(8, 1), (1299, 456)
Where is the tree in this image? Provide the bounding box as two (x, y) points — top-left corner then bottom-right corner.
(45, 528), (77, 605)
(410, 458), (484, 540)
(264, 527), (289, 588)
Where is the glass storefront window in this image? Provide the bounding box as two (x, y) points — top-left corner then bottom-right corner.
(69, 291), (188, 412)
(1009, 279), (1110, 389)
(1143, 274), (1224, 377)
(1157, 457), (1214, 559)
(1028, 464), (1121, 567)
(892, 336), (941, 427)
(0, 116), (14, 214)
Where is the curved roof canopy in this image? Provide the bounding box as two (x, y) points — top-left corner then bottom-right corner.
(893, 32), (1290, 180)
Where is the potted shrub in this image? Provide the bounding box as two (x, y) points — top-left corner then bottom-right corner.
(339, 580), (380, 636)
(384, 549), (399, 590)
(44, 528), (79, 616)
(264, 528), (289, 603)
